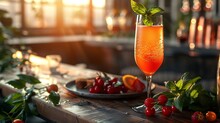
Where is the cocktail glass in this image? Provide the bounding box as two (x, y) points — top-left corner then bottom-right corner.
(132, 14), (164, 113)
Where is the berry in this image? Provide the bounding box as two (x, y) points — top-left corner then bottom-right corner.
(96, 79), (104, 87)
(109, 77), (118, 84)
(162, 106), (172, 117)
(158, 94), (168, 106)
(171, 105), (178, 112)
(13, 119), (24, 123)
(94, 85), (102, 93)
(191, 111), (204, 123)
(206, 111), (216, 122)
(144, 98), (155, 108)
(89, 87), (96, 93)
(107, 86), (116, 94)
(46, 84), (58, 93)
(145, 107), (155, 117)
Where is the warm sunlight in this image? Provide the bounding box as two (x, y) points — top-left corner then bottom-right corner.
(63, 0), (89, 6)
(92, 0), (105, 8)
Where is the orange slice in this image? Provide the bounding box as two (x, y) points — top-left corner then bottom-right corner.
(122, 74), (137, 91)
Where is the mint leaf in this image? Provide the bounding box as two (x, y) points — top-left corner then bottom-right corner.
(131, 0), (147, 15)
(190, 84), (202, 99)
(165, 81), (178, 92)
(176, 79), (183, 90)
(7, 79), (26, 89)
(147, 7), (164, 16)
(183, 77), (201, 90)
(17, 74), (41, 85)
(173, 93), (185, 112)
(142, 15), (153, 26)
(181, 72), (191, 82)
(48, 91), (60, 106)
(9, 103), (22, 114)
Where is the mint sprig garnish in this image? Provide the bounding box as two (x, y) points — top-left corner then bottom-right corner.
(131, 0), (164, 26)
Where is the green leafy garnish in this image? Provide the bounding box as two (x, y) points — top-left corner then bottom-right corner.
(1, 74), (60, 122)
(153, 72), (217, 112)
(130, 0), (164, 26)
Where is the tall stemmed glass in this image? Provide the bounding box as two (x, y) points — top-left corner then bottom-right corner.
(133, 14), (164, 112)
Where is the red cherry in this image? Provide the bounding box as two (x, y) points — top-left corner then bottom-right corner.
(46, 84), (58, 93)
(107, 86), (116, 94)
(13, 119), (24, 123)
(158, 94), (168, 106)
(171, 105), (178, 112)
(162, 106), (172, 117)
(96, 79), (104, 87)
(94, 85), (102, 93)
(109, 77), (118, 84)
(145, 107), (155, 117)
(144, 98), (155, 108)
(89, 87), (96, 93)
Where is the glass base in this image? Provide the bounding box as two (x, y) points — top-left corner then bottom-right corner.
(132, 104), (146, 113)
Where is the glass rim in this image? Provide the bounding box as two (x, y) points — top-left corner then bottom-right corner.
(136, 14), (163, 26)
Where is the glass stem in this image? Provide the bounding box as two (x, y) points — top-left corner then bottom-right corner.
(146, 76), (152, 98)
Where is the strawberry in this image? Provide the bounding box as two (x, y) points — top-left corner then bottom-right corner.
(191, 111), (204, 123)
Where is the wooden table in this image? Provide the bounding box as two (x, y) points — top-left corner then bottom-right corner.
(0, 61), (219, 123)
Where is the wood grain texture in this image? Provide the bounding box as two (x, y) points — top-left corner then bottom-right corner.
(0, 64), (219, 123)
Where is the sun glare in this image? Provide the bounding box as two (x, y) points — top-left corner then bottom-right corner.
(92, 0), (105, 8)
(63, 0), (89, 6)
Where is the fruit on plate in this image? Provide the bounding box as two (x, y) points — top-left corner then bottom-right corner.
(88, 72), (128, 94)
(122, 74), (145, 93)
(75, 78), (94, 89)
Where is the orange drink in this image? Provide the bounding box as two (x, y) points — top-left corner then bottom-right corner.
(135, 25), (164, 76)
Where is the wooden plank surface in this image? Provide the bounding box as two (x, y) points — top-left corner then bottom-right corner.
(0, 64), (219, 123)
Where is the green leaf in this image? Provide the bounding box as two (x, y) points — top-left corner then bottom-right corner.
(165, 81), (178, 92)
(181, 72), (191, 82)
(9, 103), (22, 114)
(142, 15), (153, 26)
(131, 0), (147, 15)
(183, 77), (201, 90)
(17, 74), (41, 85)
(7, 79), (26, 89)
(147, 7), (164, 16)
(176, 79), (183, 90)
(198, 90), (213, 107)
(173, 93), (187, 112)
(48, 91), (60, 106)
(4, 93), (23, 104)
(190, 84), (202, 99)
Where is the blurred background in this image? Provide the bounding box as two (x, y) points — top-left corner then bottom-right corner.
(0, 0), (219, 89)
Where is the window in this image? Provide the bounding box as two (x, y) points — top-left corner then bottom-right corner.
(0, 0), (109, 36)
